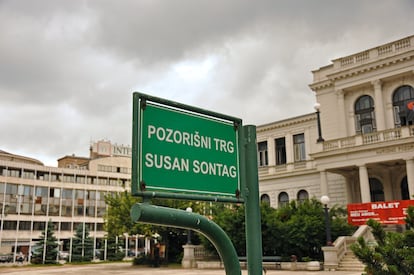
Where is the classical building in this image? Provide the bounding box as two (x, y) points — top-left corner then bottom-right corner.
(258, 35), (414, 209)
(0, 141), (132, 261)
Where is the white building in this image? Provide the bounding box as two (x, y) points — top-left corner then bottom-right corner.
(258, 35), (414, 209)
(0, 141), (131, 261)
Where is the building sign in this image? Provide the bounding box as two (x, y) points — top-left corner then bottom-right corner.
(92, 140), (132, 157)
(134, 99), (240, 197)
(347, 200), (414, 226)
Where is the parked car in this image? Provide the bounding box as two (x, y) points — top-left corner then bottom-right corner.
(0, 254), (13, 263)
(58, 251), (69, 260)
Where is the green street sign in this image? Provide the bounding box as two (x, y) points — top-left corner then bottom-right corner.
(132, 93), (241, 197)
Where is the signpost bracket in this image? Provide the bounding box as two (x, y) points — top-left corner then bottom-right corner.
(131, 203), (241, 275)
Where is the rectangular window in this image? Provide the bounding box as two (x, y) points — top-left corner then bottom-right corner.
(275, 138), (286, 165)
(293, 134), (306, 162)
(257, 141), (268, 166)
(61, 222), (71, 231)
(6, 183), (18, 195)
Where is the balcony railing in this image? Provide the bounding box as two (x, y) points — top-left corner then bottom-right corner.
(322, 126), (414, 152)
(338, 36), (412, 68)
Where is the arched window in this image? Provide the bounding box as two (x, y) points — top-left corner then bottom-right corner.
(401, 176), (409, 200)
(393, 85), (414, 127)
(278, 192), (289, 208)
(355, 95), (376, 134)
(297, 189), (309, 203)
(369, 178), (384, 202)
(260, 194), (270, 205)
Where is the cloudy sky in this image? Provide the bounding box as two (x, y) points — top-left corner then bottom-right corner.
(1, 0), (414, 166)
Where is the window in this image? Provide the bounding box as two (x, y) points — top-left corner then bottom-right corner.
(393, 85), (414, 127)
(62, 189), (73, 199)
(6, 183), (18, 195)
(355, 95), (376, 134)
(257, 141), (268, 166)
(275, 137), (286, 165)
(369, 178), (384, 202)
(293, 134), (306, 162)
(278, 192), (289, 207)
(260, 194), (270, 205)
(297, 190), (309, 203)
(50, 188), (61, 198)
(401, 176), (409, 200)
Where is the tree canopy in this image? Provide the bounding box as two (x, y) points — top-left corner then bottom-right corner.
(351, 206), (414, 275)
(71, 223), (94, 262)
(202, 198), (354, 260)
(31, 220), (59, 264)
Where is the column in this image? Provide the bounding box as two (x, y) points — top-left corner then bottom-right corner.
(267, 138), (275, 167)
(320, 171), (328, 196)
(383, 170), (393, 201)
(285, 134), (293, 171)
(372, 80), (386, 131)
(406, 159), (414, 199)
(359, 165), (371, 203)
(336, 90), (348, 137)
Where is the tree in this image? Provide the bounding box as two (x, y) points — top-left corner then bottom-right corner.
(71, 223), (94, 262)
(351, 206), (414, 275)
(106, 235), (125, 261)
(202, 198), (354, 261)
(104, 192), (205, 263)
(31, 220), (58, 264)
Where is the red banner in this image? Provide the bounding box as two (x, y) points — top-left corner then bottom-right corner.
(347, 200), (414, 226)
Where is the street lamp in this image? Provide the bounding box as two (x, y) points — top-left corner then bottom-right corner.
(320, 195), (332, 246)
(186, 207), (192, 244)
(314, 102), (325, 143)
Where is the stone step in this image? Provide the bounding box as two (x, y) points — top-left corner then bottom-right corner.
(336, 251), (365, 272)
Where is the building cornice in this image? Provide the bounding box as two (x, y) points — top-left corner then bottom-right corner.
(310, 35), (414, 92)
(257, 113), (316, 132)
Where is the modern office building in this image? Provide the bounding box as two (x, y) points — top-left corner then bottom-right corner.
(0, 141), (131, 261)
(257, 35), (414, 210)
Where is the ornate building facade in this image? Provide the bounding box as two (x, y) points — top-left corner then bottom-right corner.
(258, 35), (414, 209)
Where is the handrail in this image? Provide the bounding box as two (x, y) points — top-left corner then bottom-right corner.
(327, 225), (373, 266)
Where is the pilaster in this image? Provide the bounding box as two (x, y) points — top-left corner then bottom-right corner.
(372, 79), (386, 131)
(359, 165), (371, 203)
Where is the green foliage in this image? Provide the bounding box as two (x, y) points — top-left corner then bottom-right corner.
(31, 220), (59, 264)
(104, 191), (143, 237)
(71, 223), (94, 262)
(132, 254), (152, 265)
(209, 204), (246, 256)
(202, 198), (354, 261)
(104, 192), (210, 263)
(351, 206), (414, 275)
(106, 236), (125, 261)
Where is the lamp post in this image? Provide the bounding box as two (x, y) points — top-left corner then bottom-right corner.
(186, 207), (192, 244)
(314, 102), (325, 143)
(320, 195), (332, 246)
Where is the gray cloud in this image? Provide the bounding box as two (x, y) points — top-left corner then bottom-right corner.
(1, 0), (414, 165)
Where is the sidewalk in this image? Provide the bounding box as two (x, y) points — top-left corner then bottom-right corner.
(0, 262), (364, 275)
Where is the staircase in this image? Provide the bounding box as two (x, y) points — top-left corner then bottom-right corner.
(337, 251), (365, 272)
(322, 225), (372, 271)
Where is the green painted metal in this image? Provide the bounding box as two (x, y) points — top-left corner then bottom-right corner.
(131, 203), (241, 275)
(241, 125), (263, 275)
(131, 93), (263, 275)
(133, 191), (244, 204)
(132, 92), (242, 198)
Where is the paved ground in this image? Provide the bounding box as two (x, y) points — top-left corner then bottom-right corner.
(0, 262), (364, 275)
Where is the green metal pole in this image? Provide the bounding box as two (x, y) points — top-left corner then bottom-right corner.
(131, 203), (241, 275)
(242, 125), (263, 275)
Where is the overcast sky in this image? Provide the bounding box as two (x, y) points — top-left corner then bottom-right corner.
(1, 0), (414, 166)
